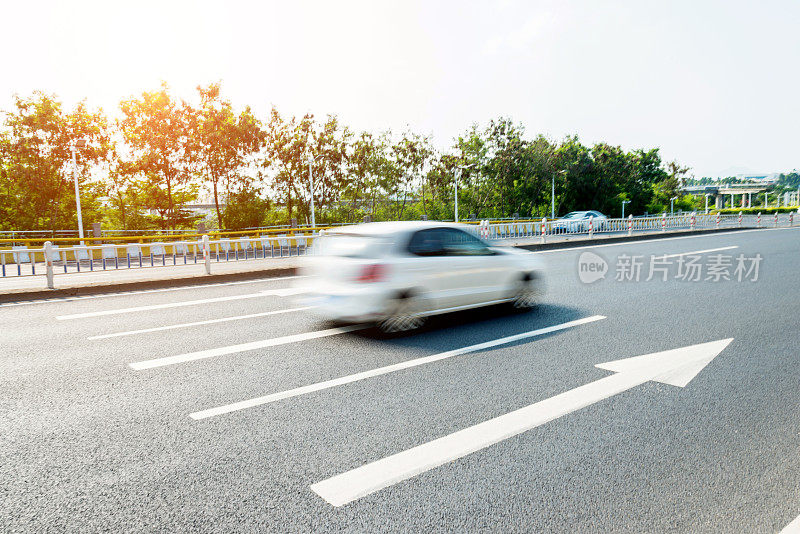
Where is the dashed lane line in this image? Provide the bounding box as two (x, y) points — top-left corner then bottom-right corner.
(189, 315), (607, 420)
(87, 306), (313, 339)
(129, 325), (364, 370)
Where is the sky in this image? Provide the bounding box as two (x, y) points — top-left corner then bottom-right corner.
(1, 0), (798, 178)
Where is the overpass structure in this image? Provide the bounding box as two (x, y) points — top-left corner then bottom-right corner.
(682, 183), (772, 210)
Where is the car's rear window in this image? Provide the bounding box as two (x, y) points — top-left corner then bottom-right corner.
(314, 233), (390, 258)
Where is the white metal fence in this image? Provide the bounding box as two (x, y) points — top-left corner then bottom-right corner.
(1, 211), (796, 285)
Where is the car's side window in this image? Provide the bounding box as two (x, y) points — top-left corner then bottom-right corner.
(407, 229), (445, 256)
(440, 228), (494, 256)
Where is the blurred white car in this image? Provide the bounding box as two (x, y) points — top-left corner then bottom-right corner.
(297, 222), (545, 332)
(552, 210), (608, 233)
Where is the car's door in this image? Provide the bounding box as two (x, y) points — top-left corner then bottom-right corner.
(403, 228), (455, 311)
(438, 228), (513, 307)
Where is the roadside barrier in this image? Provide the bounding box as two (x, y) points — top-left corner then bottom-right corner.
(2, 213), (785, 285)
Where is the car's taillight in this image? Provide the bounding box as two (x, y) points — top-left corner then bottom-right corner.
(355, 264), (387, 283)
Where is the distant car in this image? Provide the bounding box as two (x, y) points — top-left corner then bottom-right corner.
(297, 221), (545, 333)
(551, 211), (608, 233)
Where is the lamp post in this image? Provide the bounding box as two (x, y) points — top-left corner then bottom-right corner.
(454, 163), (475, 223)
(704, 193), (713, 214)
(71, 139), (87, 242)
(621, 200), (631, 219)
(307, 157), (316, 229)
(670, 196), (678, 216)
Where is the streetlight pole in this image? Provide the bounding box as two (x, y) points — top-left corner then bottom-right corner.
(307, 157), (316, 228)
(670, 196), (678, 216)
(705, 194), (712, 214)
(622, 200), (631, 219)
(71, 139), (86, 242)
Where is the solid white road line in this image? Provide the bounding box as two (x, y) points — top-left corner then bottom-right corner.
(0, 275), (303, 308)
(780, 513), (800, 534)
(56, 287), (306, 320)
(129, 325), (363, 370)
(660, 245), (738, 258)
(533, 227), (796, 254)
(87, 306), (313, 340)
(189, 315), (606, 420)
(310, 338), (732, 507)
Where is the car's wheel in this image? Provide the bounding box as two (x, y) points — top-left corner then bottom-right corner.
(378, 293), (426, 333)
(511, 275), (539, 310)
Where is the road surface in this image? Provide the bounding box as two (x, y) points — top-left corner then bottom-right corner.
(2, 227), (799, 532)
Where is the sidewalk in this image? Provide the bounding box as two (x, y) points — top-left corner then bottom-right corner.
(0, 226), (755, 302)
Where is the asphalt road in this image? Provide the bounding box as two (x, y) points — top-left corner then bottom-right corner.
(2, 227), (799, 533)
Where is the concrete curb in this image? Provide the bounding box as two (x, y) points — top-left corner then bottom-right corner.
(0, 226), (758, 303)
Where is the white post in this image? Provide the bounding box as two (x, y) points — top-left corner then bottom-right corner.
(661, 213), (666, 232)
(738, 211), (742, 227)
(44, 241), (54, 289)
(757, 212), (761, 227)
(704, 195), (709, 214)
(690, 211), (696, 230)
(202, 235), (211, 275)
(541, 217), (547, 244)
(72, 146), (84, 243)
(551, 175), (555, 219)
(588, 215), (594, 239)
(627, 214), (633, 236)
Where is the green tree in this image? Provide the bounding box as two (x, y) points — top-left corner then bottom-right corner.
(118, 83), (196, 230)
(191, 83), (263, 229)
(0, 92), (110, 232)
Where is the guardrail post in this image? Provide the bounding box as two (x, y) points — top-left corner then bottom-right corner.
(588, 215), (594, 239)
(690, 211), (696, 230)
(627, 215), (633, 236)
(757, 212), (761, 227)
(661, 213), (666, 232)
(715, 212), (721, 229)
(790, 212), (794, 227)
(202, 235), (211, 275)
(738, 211), (743, 227)
(44, 241), (54, 289)
(540, 217), (547, 244)
(774, 211), (779, 227)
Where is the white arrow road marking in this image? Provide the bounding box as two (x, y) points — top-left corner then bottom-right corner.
(128, 325), (364, 370)
(189, 315), (606, 420)
(781, 514), (800, 533)
(310, 338), (733, 507)
(88, 306), (313, 340)
(56, 287), (307, 320)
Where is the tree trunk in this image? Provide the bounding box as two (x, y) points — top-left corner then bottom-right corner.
(213, 179), (223, 230)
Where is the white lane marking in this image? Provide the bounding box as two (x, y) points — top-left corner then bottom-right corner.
(659, 245), (738, 258)
(532, 227), (797, 254)
(310, 338), (732, 507)
(56, 288), (307, 320)
(0, 275), (303, 308)
(189, 315), (606, 420)
(129, 325), (364, 370)
(781, 514), (800, 534)
(88, 306), (313, 340)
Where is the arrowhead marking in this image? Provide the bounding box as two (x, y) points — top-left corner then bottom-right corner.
(595, 338), (733, 388)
